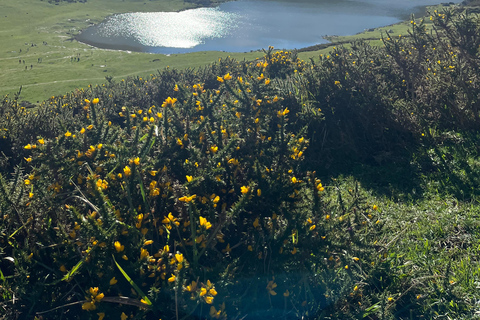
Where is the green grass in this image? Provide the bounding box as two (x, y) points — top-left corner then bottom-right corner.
(0, 0), (264, 102)
(2, 7), (480, 318)
(297, 4), (455, 60)
(1, 0), (460, 103)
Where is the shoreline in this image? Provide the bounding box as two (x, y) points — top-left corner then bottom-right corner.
(73, 0), (466, 56)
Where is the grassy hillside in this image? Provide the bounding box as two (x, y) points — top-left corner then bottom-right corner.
(1, 7), (480, 319)
(0, 0), (263, 102)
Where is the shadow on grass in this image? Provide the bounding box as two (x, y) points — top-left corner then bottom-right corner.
(306, 131), (480, 202)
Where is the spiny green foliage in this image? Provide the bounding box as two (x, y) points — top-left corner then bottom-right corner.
(0, 8), (480, 320)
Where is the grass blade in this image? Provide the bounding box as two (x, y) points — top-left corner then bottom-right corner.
(113, 255), (152, 306)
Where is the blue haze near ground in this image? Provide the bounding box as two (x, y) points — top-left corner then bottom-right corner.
(76, 0), (462, 54)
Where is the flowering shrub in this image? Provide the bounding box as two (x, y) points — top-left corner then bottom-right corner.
(1, 8), (480, 320)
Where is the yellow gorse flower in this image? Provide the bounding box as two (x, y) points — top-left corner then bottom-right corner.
(109, 277), (118, 285)
(277, 108), (290, 117)
(161, 97), (177, 108)
(266, 279), (277, 296)
(175, 253), (184, 263)
(199, 216), (212, 229)
(114, 241), (124, 253)
(179, 195), (196, 203)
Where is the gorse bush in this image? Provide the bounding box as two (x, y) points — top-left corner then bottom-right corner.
(1, 7), (480, 320)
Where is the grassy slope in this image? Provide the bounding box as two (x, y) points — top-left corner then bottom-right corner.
(0, 0), (465, 102)
(0, 0), (264, 102)
(297, 4), (454, 59)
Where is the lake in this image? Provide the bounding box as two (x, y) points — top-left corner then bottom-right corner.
(76, 0), (461, 54)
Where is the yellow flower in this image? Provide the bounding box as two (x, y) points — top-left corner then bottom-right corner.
(84, 99), (90, 104)
(217, 76), (224, 83)
(82, 301), (96, 310)
(123, 166), (131, 177)
(284, 289), (290, 297)
(253, 217), (259, 228)
(240, 186), (249, 194)
(186, 281), (197, 292)
(109, 277), (118, 285)
(210, 145), (218, 153)
(24, 157), (32, 162)
(65, 131), (72, 137)
(168, 274), (176, 283)
(121, 312), (128, 320)
(209, 288), (217, 296)
(210, 306), (222, 319)
(87, 125), (94, 130)
(199, 216), (212, 229)
(140, 248), (149, 260)
(179, 195), (196, 203)
(186, 175), (193, 182)
(277, 108), (290, 117)
(291, 177), (298, 183)
(175, 253), (184, 263)
(266, 280), (277, 296)
(133, 157), (140, 165)
(204, 296), (214, 304)
(373, 204), (378, 211)
(92, 98), (99, 105)
(161, 97), (177, 108)
(38, 138), (45, 145)
(97, 313), (105, 320)
(80, 128), (86, 134)
(114, 241), (124, 253)
(24, 144), (32, 149)
(224, 73), (232, 80)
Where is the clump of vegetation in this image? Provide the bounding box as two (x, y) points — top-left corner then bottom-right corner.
(1, 8), (480, 320)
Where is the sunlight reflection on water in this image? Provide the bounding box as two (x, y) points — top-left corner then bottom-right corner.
(94, 8), (240, 49)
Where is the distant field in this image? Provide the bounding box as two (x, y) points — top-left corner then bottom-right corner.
(0, 0), (459, 102)
(0, 0), (264, 102)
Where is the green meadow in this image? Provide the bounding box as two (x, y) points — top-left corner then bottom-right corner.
(2, 1), (480, 320)
(0, 0), (263, 102)
(0, 0), (460, 103)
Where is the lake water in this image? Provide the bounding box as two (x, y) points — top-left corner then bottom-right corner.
(76, 0), (461, 54)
